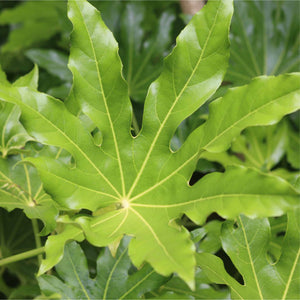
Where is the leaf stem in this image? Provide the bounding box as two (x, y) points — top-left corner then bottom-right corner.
(31, 219), (42, 264)
(0, 247), (45, 267)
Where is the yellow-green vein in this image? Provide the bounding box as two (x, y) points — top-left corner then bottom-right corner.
(239, 216), (263, 300)
(130, 207), (178, 266)
(129, 152), (198, 202)
(40, 167), (119, 201)
(202, 263), (244, 300)
(0, 169), (28, 203)
(21, 154), (32, 204)
(13, 96), (121, 198)
(102, 247), (127, 300)
(281, 247), (300, 300)
(119, 270), (156, 299)
(1, 104), (16, 151)
(109, 208), (128, 237)
(202, 89), (300, 151)
(131, 193), (288, 209)
(126, 1), (221, 199)
(66, 249), (91, 300)
(74, 1), (126, 197)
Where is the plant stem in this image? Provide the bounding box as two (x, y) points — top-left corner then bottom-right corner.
(0, 247), (45, 267)
(31, 219), (42, 264)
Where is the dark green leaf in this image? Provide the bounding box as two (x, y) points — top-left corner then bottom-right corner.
(227, 0), (300, 84)
(197, 211), (300, 299)
(39, 238), (167, 299)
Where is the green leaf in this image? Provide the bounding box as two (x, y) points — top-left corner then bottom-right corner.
(272, 169), (300, 192)
(0, 149), (58, 234)
(227, 0), (300, 84)
(156, 268), (229, 299)
(0, 66), (37, 158)
(0, 1), (66, 54)
(197, 211), (300, 299)
(0, 0), (299, 287)
(39, 238), (167, 299)
(191, 220), (222, 254)
(287, 124), (300, 169)
(119, 3), (176, 102)
(1, 0), (233, 286)
(0, 208), (40, 299)
(201, 120), (289, 171)
(0, 66), (57, 233)
(25, 49), (72, 83)
(187, 74), (300, 154)
(268, 214), (287, 262)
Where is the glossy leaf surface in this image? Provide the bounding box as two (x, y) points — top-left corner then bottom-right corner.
(227, 0), (300, 84)
(25, 49), (72, 83)
(0, 0), (299, 287)
(201, 120), (289, 171)
(39, 238), (167, 299)
(119, 3), (176, 102)
(197, 211), (300, 299)
(0, 147), (58, 234)
(0, 66), (58, 233)
(0, 66), (34, 157)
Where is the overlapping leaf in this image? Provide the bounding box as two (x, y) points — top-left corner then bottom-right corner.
(155, 268), (229, 299)
(119, 3), (176, 102)
(286, 123), (300, 169)
(25, 49), (72, 99)
(227, 0), (300, 84)
(0, 146), (60, 234)
(0, 208), (39, 299)
(0, 66), (58, 233)
(0, 66), (33, 157)
(38, 238), (167, 299)
(0, 1), (67, 54)
(0, 0), (299, 286)
(197, 210), (300, 299)
(201, 120), (289, 171)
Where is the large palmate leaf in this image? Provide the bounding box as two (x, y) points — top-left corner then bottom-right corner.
(0, 0), (299, 286)
(197, 210), (300, 299)
(227, 0), (300, 84)
(39, 238), (167, 299)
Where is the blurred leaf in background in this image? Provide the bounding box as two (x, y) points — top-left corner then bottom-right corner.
(227, 0), (300, 84)
(0, 0), (70, 78)
(0, 208), (40, 299)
